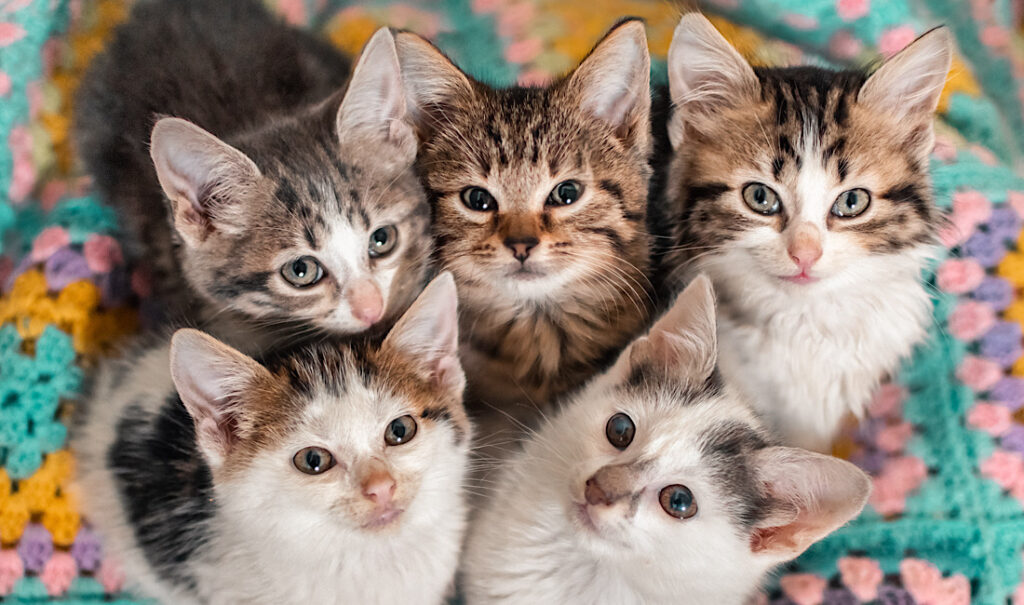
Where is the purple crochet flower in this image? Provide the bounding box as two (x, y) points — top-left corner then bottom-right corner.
(822, 588), (858, 605)
(991, 377), (1024, 410)
(876, 585), (915, 605)
(852, 449), (887, 475)
(986, 206), (1021, 242)
(70, 527), (103, 572)
(43, 247), (92, 292)
(1001, 425), (1024, 455)
(979, 321), (1022, 367)
(963, 230), (1005, 267)
(972, 276), (1014, 311)
(16, 524), (53, 573)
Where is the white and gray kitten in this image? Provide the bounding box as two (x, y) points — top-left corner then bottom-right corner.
(660, 15), (952, 450)
(72, 274), (470, 605)
(462, 276), (871, 604)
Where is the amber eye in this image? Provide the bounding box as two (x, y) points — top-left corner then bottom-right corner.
(460, 187), (497, 212)
(831, 188), (871, 218)
(368, 225), (398, 258)
(292, 447), (336, 475)
(384, 415), (418, 446)
(741, 183), (782, 215)
(605, 413), (635, 450)
(280, 256), (324, 288)
(659, 484), (698, 519)
(547, 180), (583, 206)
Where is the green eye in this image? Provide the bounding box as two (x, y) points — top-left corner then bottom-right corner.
(293, 446), (336, 475)
(280, 256), (324, 288)
(547, 180), (583, 206)
(659, 484), (698, 519)
(384, 415), (418, 446)
(460, 187), (497, 212)
(605, 413), (635, 451)
(741, 183), (782, 215)
(831, 188), (871, 218)
(368, 225), (398, 258)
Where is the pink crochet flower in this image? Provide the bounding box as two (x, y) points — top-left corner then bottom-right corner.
(505, 37), (542, 64)
(901, 559), (971, 605)
(276, 0), (306, 25)
(0, 550), (23, 596)
(838, 557), (883, 601)
(981, 25), (1011, 49)
(779, 573), (827, 605)
(782, 13), (818, 30)
(0, 22), (25, 47)
(471, 0), (502, 13)
(871, 456), (927, 515)
(936, 259), (985, 294)
(869, 384), (905, 418)
(97, 558), (124, 594)
(967, 402), (1012, 436)
(953, 190), (993, 225)
(0, 71), (9, 97)
(40, 552), (76, 596)
(981, 450), (1024, 491)
(8, 126), (35, 204)
(497, 2), (534, 38)
(947, 301), (996, 341)
(83, 235), (124, 273)
(30, 227), (71, 263)
(836, 0), (869, 21)
(932, 135), (958, 162)
(828, 31), (862, 59)
(956, 355), (1003, 391)
(877, 422), (914, 453)
(1009, 191), (1024, 219)
(879, 26), (917, 57)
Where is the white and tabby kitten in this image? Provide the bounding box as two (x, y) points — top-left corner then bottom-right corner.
(72, 275), (470, 605)
(463, 276), (870, 604)
(660, 14), (951, 450)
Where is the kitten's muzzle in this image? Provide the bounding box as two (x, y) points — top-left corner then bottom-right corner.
(504, 236), (539, 263)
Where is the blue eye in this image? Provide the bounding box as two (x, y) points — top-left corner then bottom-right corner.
(659, 484), (697, 519)
(741, 183), (781, 215)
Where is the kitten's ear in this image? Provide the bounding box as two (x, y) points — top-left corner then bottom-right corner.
(336, 28), (417, 169)
(393, 31), (474, 137)
(666, 13), (759, 149)
(382, 272), (465, 395)
(170, 329), (275, 469)
(611, 274), (717, 384)
(859, 27), (952, 120)
(750, 447), (871, 563)
(566, 19), (651, 145)
(150, 117), (262, 247)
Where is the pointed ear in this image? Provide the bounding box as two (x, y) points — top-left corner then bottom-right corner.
(169, 329), (274, 468)
(610, 274), (717, 385)
(150, 117), (262, 247)
(382, 272), (464, 395)
(393, 31), (474, 138)
(566, 19), (651, 146)
(666, 13), (759, 149)
(859, 27), (952, 120)
(750, 447), (871, 562)
(336, 28), (417, 170)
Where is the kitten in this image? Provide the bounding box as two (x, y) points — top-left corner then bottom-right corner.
(659, 14), (950, 451)
(72, 274), (470, 605)
(75, 0), (429, 350)
(393, 20), (654, 414)
(462, 276), (871, 605)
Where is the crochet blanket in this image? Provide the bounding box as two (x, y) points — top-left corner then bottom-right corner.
(2, 1), (1024, 603)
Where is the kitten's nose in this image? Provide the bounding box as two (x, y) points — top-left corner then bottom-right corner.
(361, 468), (396, 507)
(584, 475), (628, 506)
(504, 236), (539, 263)
(347, 279), (383, 325)
(787, 224), (823, 271)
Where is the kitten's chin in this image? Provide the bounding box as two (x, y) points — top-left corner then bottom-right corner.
(360, 507), (404, 530)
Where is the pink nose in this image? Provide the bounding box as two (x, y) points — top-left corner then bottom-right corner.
(347, 279), (383, 325)
(788, 243), (822, 271)
(361, 471), (396, 507)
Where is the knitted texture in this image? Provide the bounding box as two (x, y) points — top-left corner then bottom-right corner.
(1, 0), (1024, 602)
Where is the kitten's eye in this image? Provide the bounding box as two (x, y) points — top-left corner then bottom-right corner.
(741, 183), (782, 215)
(547, 180), (583, 206)
(384, 415), (418, 446)
(605, 413), (635, 451)
(460, 187), (498, 212)
(368, 225), (398, 258)
(659, 485), (698, 519)
(292, 446), (336, 475)
(280, 256), (324, 288)
(831, 188), (871, 218)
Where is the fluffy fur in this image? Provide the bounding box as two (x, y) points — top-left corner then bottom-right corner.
(72, 275), (471, 605)
(462, 276), (871, 604)
(394, 20), (654, 417)
(659, 14), (951, 450)
(75, 0), (429, 350)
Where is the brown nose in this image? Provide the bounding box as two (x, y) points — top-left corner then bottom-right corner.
(504, 236), (539, 263)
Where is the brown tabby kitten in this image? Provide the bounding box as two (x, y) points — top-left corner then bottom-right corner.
(394, 20), (654, 417)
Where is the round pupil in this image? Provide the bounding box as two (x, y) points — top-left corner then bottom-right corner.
(390, 419), (406, 441)
(291, 259), (309, 278)
(305, 450), (321, 471)
(669, 488), (692, 512)
(611, 417), (630, 438)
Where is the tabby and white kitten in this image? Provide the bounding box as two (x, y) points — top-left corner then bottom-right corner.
(660, 14), (950, 451)
(72, 274), (470, 605)
(75, 0), (429, 350)
(462, 276), (871, 604)
(394, 20), (653, 413)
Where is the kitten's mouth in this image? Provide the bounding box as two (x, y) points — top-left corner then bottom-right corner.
(572, 502), (600, 533)
(780, 271), (820, 285)
(362, 507), (404, 529)
(507, 264), (546, 280)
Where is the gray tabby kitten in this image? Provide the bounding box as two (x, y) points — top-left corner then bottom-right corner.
(75, 0), (429, 350)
